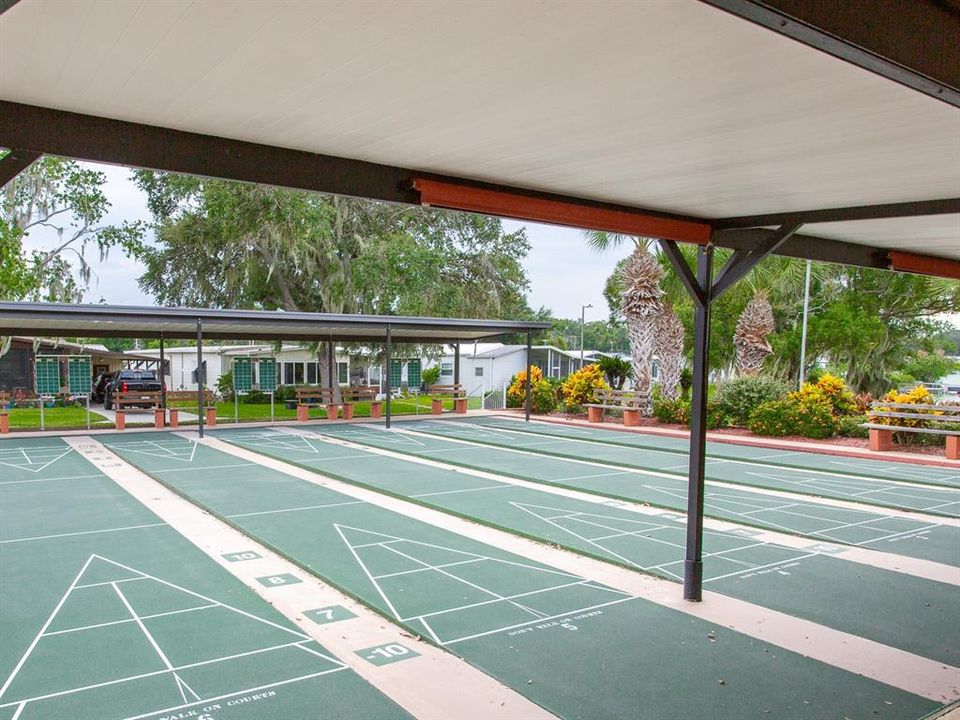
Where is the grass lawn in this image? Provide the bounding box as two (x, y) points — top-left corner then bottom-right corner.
(4, 406), (117, 430)
(2, 395), (484, 431)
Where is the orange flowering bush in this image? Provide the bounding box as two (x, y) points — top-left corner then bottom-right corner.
(507, 366), (544, 407)
(560, 364), (609, 407)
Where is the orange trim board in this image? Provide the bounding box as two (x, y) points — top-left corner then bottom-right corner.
(890, 251), (960, 280)
(412, 179), (711, 245)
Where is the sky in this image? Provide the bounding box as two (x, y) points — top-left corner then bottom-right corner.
(25, 162), (625, 321)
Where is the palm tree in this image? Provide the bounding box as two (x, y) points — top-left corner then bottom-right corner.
(734, 290), (775, 375)
(620, 245), (664, 414)
(655, 304), (684, 400)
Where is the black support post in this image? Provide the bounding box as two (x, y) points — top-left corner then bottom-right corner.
(524, 332), (532, 422)
(385, 325), (392, 429)
(454, 342), (460, 387)
(159, 333), (166, 427)
(327, 339), (335, 389)
(684, 245), (713, 601)
(196, 319), (204, 439)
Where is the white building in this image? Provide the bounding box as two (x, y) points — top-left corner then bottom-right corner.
(429, 343), (590, 395)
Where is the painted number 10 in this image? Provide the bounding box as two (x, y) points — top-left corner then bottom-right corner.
(368, 644), (409, 660)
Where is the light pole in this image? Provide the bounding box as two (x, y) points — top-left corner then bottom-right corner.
(580, 303), (593, 367)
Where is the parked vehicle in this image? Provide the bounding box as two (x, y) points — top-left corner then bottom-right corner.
(104, 370), (163, 410)
(90, 372), (115, 403)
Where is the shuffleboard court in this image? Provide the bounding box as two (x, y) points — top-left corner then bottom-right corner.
(214, 427), (960, 666)
(310, 423), (960, 568)
(99, 434), (940, 720)
(402, 419), (960, 517)
(0, 437), (413, 720)
(473, 416), (960, 489)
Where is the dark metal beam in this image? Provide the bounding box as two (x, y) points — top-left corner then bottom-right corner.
(0, 0), (22, 16)
(713, 228), (891, 270)
(196, 319), (204, 439)
(712, 223), (802, 298)
(714, 198), (960, 230)
(385, 325), (392, 429)
(700, 0), (960, 108)
(657, 239), (706, 307)
(0, 149), (41, 189)
(525, 332), (532, 422)
(0, 101), (702, 227)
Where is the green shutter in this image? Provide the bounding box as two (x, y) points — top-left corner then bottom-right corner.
(233, 358), (253, 392)
(258, 358), (277, 392)
(407, 360), (421, 388)
(390, 359), (403, 389)
(35, 357), (61, 395)
(67, 356), (92, 394)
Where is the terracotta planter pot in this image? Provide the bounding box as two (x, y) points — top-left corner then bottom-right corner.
(115, 410), (126, 430)
(454, 398), (468, 414)
(325, 403), (339, 420)
(0, 413), (9, 434)
(431, 399), (443, 415)
(587, 406), (603, 423)
(623, 409), (640, 427)
(342, 403), (355, 420)
(169, 409), (180, 428)
(296, 404), (310, 422)
(369, 402), (383, 419)
(868, 427), (892, 452)
(205, 407), (217, 426)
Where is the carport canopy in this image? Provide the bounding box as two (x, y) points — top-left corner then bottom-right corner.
(0, 0), (958, 602)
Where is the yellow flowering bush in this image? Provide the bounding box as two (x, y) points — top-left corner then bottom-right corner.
(507, 366), (544, 407)
(560, 364), (609, 407)
(788, 373), (856, 417)
(870, 385), (934, 428)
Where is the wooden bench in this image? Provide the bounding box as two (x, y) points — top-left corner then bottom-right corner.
(864, 402), (960, 459)
(342, 385), (381, 420)
(0, 392), (9, 433)
(113, 390), (164, 430)
(428, 384), (468, 414)
(163, 390), (217, 429)
(584, 389), (643, 426)
(295, 386), (338, 421)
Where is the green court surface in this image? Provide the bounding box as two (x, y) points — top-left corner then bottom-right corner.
(480, 417), (960, 488)
(406, 419), (960, 517)
(306, 423), (960, 568)
(0, 437), (411, 720)
(475, 416), (960, 489)
(98, 434), (939, 720)
(213, 427), (959, 666)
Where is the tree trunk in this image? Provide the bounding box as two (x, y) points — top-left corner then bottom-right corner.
(317, 342), (342, 403)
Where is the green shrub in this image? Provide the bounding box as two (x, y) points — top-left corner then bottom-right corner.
(531, 380), (559, 414)
(748, 397), (837, 439)
(273, 384), (295, 402)
(713, 375), (789, 426)
(679, 367), (693, 400)
(837, 414), (869, 438)
(421, 365), (441, 387)
(597, 356), (633, 390)
(653, 397), (689, 425)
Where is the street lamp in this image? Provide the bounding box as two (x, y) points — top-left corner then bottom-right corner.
(580, 303), (593, 366)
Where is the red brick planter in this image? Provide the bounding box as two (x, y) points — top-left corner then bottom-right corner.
(431, 399), (443, 415)
(115, 410), (126, 430)
(370, 402), (383, 419)
(0, 412), (8, 434)
(296, 404), (310, 422)
(869, 427), (893, 452)
(169, 409), (179, 428)
(587, 406), (603, 423)
(154, 409), (165, 429)
(205, 407), (217, 426)
(623, 409), (640, 427)
(325, 404), (339, 420)
(454, 398), (468, 414)
(947, 435), (960, 460)
(342, 403), (355, 420)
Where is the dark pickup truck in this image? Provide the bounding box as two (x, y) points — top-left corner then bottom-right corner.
(104, 369), (163, 410)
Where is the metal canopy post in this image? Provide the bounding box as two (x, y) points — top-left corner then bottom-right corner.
(385, 325), (392, 429)
(159, 333), (166, 427)
(525, 332), (532, 422)
(659, 224), (804, 601)
(454, 342), (460, 387)
(196, 319), (204, 439)
(684, 244), (713, 601)
(327, 339), (335, 390)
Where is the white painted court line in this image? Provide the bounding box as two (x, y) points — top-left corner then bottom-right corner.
(205, 432), (960, 702)
(70, 436), (554, 720)
(275, 426), (960, 586)
(458, 420), (960, 494)
(0, 523), (167, 545)
(0, 473), (103, 486)
(389, 425), (960, 527)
